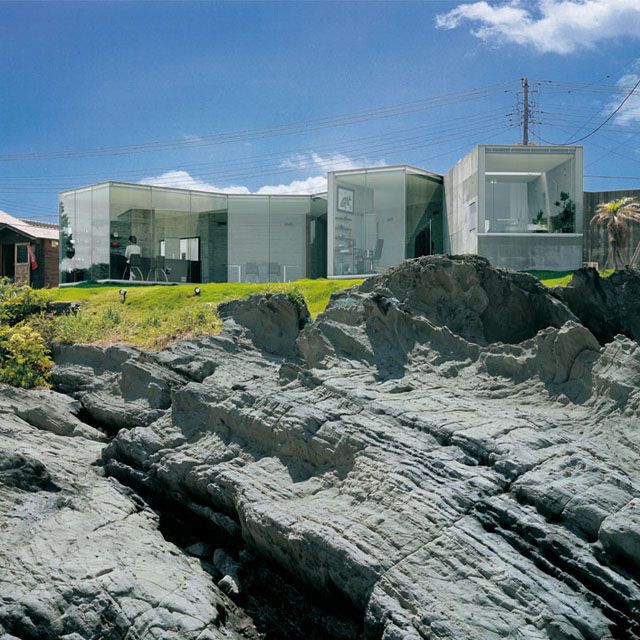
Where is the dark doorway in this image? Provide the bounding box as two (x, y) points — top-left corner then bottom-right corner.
(414, 227), (431, 257)
(2, 244), (15, 279)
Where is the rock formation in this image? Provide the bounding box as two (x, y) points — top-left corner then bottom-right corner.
(554, 266), (640, 344)
(0, 387), (258, 639)
(2, 255), (639, 639)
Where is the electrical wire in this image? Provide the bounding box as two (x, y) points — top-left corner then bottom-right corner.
(564, 76), (640, 144)
(0, 109), (509, 184)
(0, 83), (516, 162)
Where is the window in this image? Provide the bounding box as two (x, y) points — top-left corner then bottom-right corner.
(179, 237), (199, 261)
(16, 244), (29, 264)
(483, 149), (577, 234)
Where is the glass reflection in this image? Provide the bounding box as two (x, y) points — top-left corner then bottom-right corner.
(483, 151), (577, 234)
(59, 183), (327, 284)
(332, 168), (432, 276)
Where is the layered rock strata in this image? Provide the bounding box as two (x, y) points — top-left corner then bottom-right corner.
(2, 255), (639, 640)
(0, 388), (257, 639)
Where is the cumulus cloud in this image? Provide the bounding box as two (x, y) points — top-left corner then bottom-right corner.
(435, 0), (640, 54)
(140, 152), (386, 195)
(139, 170), (251, 194)
(256, 176), (330, 195)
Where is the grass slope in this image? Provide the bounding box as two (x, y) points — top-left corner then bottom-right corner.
(41, 279), (362, 348)
(36, 269), (606, 348)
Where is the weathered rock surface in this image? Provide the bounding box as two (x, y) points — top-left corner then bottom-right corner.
(554, 266), (640, 344)
(3, 255), (640, 639)
(0, 389), (257, 639)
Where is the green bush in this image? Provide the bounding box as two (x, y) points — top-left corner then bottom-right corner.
(0, 325), (52, 388)
(0, 280), (48, 326)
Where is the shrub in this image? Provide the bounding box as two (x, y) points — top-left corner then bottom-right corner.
(0, 325), (52, 388)
(286, 286), (306, 312)
(0, 279), (48, 326)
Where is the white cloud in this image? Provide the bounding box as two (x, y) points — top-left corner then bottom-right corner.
(280, 152), (385, 172)
(608, 71), (640, 125)
(256, 176), (329, 195)
(139, 170), (251, 194)
(140, 152), (386, 196)
(436, 0), (640, 54)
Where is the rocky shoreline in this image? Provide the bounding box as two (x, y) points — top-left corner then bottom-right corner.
(1, 255), (639, 639)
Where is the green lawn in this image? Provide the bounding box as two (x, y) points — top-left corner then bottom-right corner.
(34, 268), (606, 348)
(528, 270), (575, 287)
(39, 279), (363, 348)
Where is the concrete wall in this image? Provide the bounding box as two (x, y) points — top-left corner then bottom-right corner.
(584, 189), (640, 268)
(443, 147), (478, 255)
(478, 234), (583, 271)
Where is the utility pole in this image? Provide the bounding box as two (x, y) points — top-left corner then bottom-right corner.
(521, 77), (529, 146)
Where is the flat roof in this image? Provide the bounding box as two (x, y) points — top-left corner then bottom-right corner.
(328, 164), (443, 182)
(60, 180), (329, 198)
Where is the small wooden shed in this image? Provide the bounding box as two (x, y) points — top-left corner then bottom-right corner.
(0, 210), (59, 288)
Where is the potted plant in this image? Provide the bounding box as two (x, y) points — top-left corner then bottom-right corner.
(551, 192), (575, 233)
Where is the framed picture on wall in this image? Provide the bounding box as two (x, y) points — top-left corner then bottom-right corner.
(337, 187), (354, 214)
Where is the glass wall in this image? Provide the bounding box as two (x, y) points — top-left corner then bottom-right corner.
(405, 172), (444, 258)
(59, 185), (111, 283)
(59, 183), (327, 284)
(482, 148), (579, 234)
(330, 167), (444, 276)
(331, 168), (407, 276)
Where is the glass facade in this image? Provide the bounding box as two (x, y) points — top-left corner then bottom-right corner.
(329, 166), (443, 276)
(59, 182), (327, 284)
(58, 146), (584, 284)
(481, 147), (580, 234)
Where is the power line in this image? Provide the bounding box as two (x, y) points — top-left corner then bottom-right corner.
(586, 175), (640, 181)
(0, 83), (516, 162)
(0, 109), (508, 184)
(565, 76), (640, 144)
(0, 121), (518, 216)
(0, 117), (512, 192)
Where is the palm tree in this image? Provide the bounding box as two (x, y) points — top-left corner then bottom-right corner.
(591, 197), (640, 270)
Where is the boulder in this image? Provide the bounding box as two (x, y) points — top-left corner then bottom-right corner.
(218, 292), (311, 358)
(6, 256), (640, 639)
(554, 267), (640, 344)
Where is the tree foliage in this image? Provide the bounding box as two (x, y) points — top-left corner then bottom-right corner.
(591, 197), (640, 270)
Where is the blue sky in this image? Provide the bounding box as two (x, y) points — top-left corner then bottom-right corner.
(2, 0), (640, 220)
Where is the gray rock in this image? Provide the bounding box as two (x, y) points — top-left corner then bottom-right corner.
(554, 266), (640, 344)
(0, 388), (257, 639)
(218, 292), (310, 358)
(213, 549), (242, 596)
(7, 255), (640, 639)
(98, 256), (640, 639)
(51, 343), (186, 433)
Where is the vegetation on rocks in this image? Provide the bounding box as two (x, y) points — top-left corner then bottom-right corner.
(36, 279), (363, 348)
(0, 281), (51, 388)
(0, 269), (617, 389)
(0, 324), (52, 388)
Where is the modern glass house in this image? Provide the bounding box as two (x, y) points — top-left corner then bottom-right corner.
(59, 182), (327, 284)
(58, 144), (585, 284)
(327, 166), (444, 278)
(444, 145), (583, 270)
